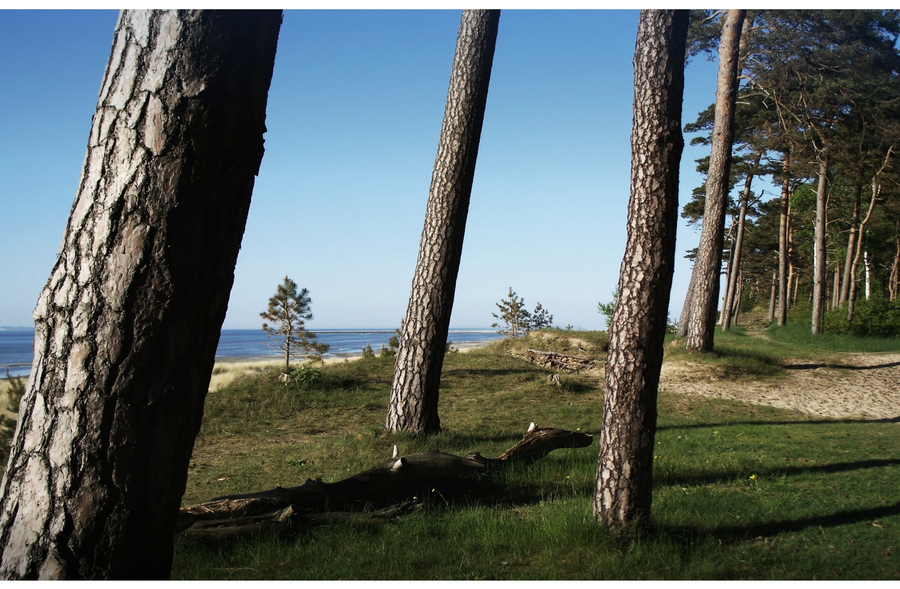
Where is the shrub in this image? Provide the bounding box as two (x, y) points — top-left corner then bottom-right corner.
(287, 363), (322, 388)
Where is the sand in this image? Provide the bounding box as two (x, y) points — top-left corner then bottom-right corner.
(660, 351), (900, 422)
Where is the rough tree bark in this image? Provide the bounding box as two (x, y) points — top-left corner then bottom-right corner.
(593, 9), (687, 528)
(811, 154), (829, 334)
(387, 10), (500, 436)
(685, 9), (746, 351)
(0, 10), (281, 579)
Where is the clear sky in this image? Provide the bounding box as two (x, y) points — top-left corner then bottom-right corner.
(0, 9), (724, 330)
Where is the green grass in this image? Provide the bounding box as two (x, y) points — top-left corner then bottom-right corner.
(173, 332), (899, 580)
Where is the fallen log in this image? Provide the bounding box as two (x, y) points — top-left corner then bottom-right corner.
(179, 425), (593, 539)
(523, 348), (599, 372)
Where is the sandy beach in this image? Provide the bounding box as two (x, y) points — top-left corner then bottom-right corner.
(208, 339), (494, 392)
(660, 351), (900, 422)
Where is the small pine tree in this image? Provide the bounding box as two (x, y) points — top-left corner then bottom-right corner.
(492, 288), (532, 338)
(529, 301), (554, 331)
(261, 276), (330, 371)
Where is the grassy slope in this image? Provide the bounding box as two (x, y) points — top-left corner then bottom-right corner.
(169, 328), (898, 579)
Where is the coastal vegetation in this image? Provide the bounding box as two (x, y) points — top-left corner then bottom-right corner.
(171, 326), (900, 580)
(261, 276), (330, 372)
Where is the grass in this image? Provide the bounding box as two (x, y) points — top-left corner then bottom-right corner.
(172, 329), (900, 579)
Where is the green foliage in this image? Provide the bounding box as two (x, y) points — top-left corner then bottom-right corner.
(286, 363), (322, 388)
(492, 287), (531, 338)
(1, 370), (26, 471)
(261, 276), (330, 370)
(361, 343), (375, 359)
(530, 302), (554, 331)
(597, 288), (618, 329)
(492, 288), (555, 337)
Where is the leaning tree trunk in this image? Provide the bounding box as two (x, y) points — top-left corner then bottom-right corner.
(0, 10), (281, 579)
(839, 184), (863, 307)
(386, 10), (500, 436)
(721, 150), (761, 331)
(593, 9), (687, 528)
(684, 9), (745, 351)
(676, 269), (696, 338)
(811, 154), (829, 334)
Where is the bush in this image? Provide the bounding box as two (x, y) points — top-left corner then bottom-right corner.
(847, 298), (900, 338)
(287, 363), (322, 388)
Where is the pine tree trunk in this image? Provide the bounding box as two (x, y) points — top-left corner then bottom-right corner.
(767, 272), (777, 323)
(721, 151), (760, 331)
(811, 155), (829, 334)
(0, 10), (281, 579)
(387, 10), (500, 436)
(676, 269), (695, 338)
(890, 221), (900, 303)
(684, 9), (745, 351)
(839, 184), (862, 307)
(593, 9), (687, 528)
(847, 174), (879, 324)
(777, 162), (791, 326)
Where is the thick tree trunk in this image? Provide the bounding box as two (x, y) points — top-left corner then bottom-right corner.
(0, 10), (281, 579)
(387, 10), (500, 436)
(684, 9), (745, 351)
(676, 269), (695, 338)
(593, 9), (687, 528)
(811, 154), (829, 334)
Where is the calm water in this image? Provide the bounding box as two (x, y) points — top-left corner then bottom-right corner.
(0, 328), (502, 378)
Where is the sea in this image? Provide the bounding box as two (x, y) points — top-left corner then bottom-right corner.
(0, 327), (503, 379)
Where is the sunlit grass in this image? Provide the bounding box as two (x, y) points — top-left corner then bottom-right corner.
(173, 330), (900, 579)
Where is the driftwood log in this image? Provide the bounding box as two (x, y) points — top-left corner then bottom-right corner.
(178, 425), (593, 539)
(524, 349), (599, 372)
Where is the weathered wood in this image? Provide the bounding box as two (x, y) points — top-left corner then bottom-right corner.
(179, 426), (592, 539)
(523, 348), (598, 372)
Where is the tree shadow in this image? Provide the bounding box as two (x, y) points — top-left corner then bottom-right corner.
(658, 416), (900, 431)
(783, 360), (900, 371)
(655, 501), (900, 547)
(657, 458), (900, 488)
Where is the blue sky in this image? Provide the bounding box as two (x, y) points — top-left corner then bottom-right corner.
(0, 9), (724, 330)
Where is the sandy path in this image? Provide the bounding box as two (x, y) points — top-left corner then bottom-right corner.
(660, 352), (900, 422)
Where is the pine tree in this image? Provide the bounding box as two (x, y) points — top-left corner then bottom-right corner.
(529, 301), (554, 331)
(491, 288), (531, 338)
(261, 276), (329, 372)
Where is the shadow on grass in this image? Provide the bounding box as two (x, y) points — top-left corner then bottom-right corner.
(656, 501), (900, 546)
(657, 458), (900, 488)
(783, 360), (900, 371)
(659, 416), (900, 431)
